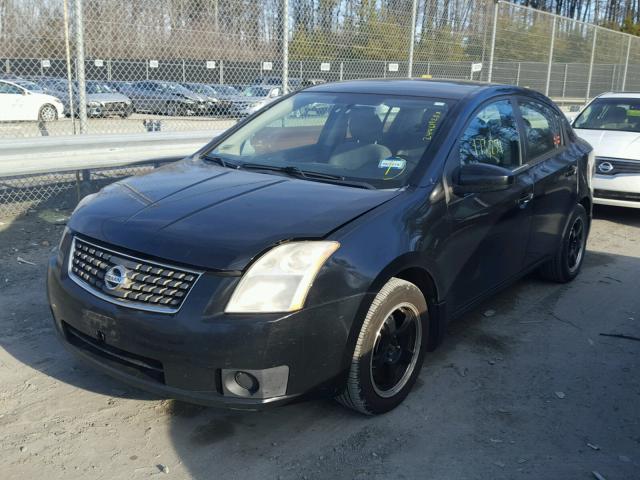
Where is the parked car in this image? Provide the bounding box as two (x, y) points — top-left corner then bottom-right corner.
(48, 80), (592, 415)
(229, 85), (283, 116)
(254, 76), (302, 91)
(119, 81), (208, 116)
(182, 82), (232, 115)
(39, 78), (133, 118)
(0, 79), (64, 122)
(573, 92), (640, 208)
(12, 79), (46, 93)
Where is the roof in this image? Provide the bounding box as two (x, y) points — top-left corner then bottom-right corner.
(305, 78), (498, 100)
(598, 92), (640, 99)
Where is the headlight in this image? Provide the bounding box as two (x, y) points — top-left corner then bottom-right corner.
(225, 241), (340, 313)
(184, 99), (195, 104)
(87, 101), (101, 108)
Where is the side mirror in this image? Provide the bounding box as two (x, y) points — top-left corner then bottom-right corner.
(453, 163), (514, 195)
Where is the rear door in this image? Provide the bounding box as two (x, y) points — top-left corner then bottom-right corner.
(443, 98), (534, 312)
(516, 98), (578, 266)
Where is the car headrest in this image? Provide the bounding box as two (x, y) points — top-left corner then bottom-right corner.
(604, 106), (627, 124)
(348, 108), (383, 144)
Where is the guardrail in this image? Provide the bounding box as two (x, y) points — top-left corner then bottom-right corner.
(0, 130), (221, 177)
(0, 129), (223, 218)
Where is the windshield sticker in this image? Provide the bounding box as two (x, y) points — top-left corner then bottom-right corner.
(379, 157), (407, 180)
(379, 158), (406, 170)
(424, 110), (442, 140)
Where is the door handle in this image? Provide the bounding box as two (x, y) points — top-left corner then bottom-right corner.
(517, 192), (534, 209)
(564, 165), (577, 177)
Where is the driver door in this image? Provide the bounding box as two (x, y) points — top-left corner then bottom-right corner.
(442, 98), (534, 313)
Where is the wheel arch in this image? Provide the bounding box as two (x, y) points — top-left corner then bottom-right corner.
(347, 254), (445, 364)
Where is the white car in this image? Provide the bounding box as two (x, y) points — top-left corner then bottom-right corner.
(573, 92), (640, 208)
(0, 79), (64, 122)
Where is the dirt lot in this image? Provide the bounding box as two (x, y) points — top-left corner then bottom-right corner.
(1, 205), (639, 480)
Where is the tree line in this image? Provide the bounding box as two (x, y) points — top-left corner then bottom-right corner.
(0, 0), (638, 64)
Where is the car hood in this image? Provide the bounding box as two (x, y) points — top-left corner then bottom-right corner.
(574, 128), (640, 161)
(230, 96), (267, 103)
(69, 160), (399, 271)
(88, 92), (131, 103)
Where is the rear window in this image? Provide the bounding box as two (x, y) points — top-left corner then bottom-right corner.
(574, 98), (640, 133)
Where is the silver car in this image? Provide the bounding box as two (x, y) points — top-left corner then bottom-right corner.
(229, 85), (283, 116)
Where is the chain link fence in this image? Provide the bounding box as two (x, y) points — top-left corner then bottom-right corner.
(0, 0), (639, 141)
(1, 0), (640, 218)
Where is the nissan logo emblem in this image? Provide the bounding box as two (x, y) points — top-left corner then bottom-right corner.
(598, 161), (614, 174)
(104, 265), (128, 290)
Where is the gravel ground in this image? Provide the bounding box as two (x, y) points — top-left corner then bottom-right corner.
(0, 204), (638, 480)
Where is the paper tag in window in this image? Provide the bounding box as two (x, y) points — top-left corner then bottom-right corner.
(379, 158), (406, 170)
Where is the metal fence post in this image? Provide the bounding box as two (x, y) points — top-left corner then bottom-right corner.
(487, 0), (499, 83)
(339, 62), (343, 81)
(515, 62), (521, 85)
(281, 0), (289, 93)
(73, 0), (88, 134)
(62, 0), (77, 135)
(545, 16), (556, 97)
(585, 27), (598, 101)
(562, 63), (568, 98)
(407, 0), (417, 78)
(219, 60), (224, 85)
(4, 59), (9, 73)
(182, 60), (186, 82)
(622, 36), (632, 91)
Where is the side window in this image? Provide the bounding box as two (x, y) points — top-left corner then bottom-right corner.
(0, 83), (22, 94)
(459, 100), (520, 169)
(518, 101), (562, 161)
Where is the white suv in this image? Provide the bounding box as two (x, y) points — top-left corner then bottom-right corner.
(573, 92), (640, 208)
(0, 79), (64, 122)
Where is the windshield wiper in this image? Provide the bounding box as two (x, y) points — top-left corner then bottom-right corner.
(201, 155), (240, 169)
(240, 163), (375, 190)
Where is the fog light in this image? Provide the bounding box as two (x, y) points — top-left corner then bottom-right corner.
(234, 371), (259, 394)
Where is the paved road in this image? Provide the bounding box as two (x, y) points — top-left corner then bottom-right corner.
(0, 205), (638, 479)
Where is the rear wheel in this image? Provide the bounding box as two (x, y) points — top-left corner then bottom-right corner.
(336, 277), (428, 415)
(539, 204), (588, 282)
(38, 104), (58, 122)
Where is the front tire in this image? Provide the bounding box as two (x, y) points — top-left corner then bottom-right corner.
(539, 204), (588, 282)
(38, 104), (58, 122)
(336, 277), (428, 415)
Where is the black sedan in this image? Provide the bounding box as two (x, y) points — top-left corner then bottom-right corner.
(47, 80), (593, 415)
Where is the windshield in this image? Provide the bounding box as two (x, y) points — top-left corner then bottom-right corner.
(186, 84), (214, 96)
(242, 86), (270, 97)
(212, 85), (237, 96)
(15, 81), (43, 92)
(206, 92), (451, 189)
(86, 82), (114, 94)
(160, 83), (193, 96)
(574, 98), (640, 133)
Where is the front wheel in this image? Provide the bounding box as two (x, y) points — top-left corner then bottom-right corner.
(38, 104), (58, 122)
(539, 204), (588, 282)
(336, 277), (428, 415)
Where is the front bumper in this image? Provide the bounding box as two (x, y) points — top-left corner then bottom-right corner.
(47, 250), (363, 409)
(593, 174), (640, 208)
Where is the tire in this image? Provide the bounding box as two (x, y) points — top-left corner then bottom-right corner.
(539, 204), (588, 283)
(336, 277), (429, 415)
(165, 102), (180, 116)
(38, 104), (58, 122)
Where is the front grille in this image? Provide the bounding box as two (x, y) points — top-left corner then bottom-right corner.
(63, 321), (165, 384)
(596, 157), (640, 175)
(68, 236), (201, 313)
(594, 189), (640, 202)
